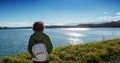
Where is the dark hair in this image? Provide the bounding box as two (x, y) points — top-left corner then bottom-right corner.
(33, 21), (45, 32)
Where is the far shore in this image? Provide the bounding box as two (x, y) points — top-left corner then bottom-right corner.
(1, 20), (120, 29)
(0, 25), (120, 30)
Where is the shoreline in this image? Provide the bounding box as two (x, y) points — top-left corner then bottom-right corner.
(0, 26), (120, 30)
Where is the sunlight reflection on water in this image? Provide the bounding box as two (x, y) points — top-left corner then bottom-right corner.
(62, 28), (89, 45)
(62, 28), (90, 31)
(67, 37), (83, 45)
(65, 32), (84, 37)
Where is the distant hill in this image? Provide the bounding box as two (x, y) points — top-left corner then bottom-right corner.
(0, 20), (120, 29)
(46, 20), (120, 28)
(77, 20), (120, 27)
(0, 27), (32, 29)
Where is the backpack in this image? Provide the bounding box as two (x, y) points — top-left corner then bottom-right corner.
(32, 40), (49, 62)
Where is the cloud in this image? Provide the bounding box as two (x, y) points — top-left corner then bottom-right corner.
(98, 16), (112, 21)
(4, 22), (32, 27)
(45, 23), (65, 26)
(103, 12), (108, 14)
(113, 15), (120, 21)
(116, 12), (120, 15)
(97, 12), (120, 21)
(98, 15), (120, 21)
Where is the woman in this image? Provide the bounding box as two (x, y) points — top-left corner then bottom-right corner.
(28, 21), (53, 63)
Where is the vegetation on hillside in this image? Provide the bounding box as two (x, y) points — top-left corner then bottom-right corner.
(0, 38), (120, 63)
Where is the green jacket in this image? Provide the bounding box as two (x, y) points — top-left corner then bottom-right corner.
(28, 32), (53, 57)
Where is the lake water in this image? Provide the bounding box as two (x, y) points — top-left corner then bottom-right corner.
(0, 28), (120, 57)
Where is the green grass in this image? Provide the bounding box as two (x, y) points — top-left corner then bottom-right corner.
(0, 38), (120, 63)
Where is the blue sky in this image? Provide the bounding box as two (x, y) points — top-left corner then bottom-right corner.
(0, 0), (120, 27)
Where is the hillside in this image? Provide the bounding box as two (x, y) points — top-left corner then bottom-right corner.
(0, 38), (120, 63)
(77, 20), (120, 27)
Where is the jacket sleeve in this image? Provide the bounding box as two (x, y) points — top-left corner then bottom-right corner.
(43, 35), (53, 54)
(28, 36), (35, 57)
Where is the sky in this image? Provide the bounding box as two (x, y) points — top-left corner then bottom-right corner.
(0, 0), (120, 27)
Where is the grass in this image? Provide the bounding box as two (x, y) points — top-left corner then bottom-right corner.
(0, 38), (120, 63)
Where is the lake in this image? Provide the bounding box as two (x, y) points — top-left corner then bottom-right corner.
(0, 28), (120, 57)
